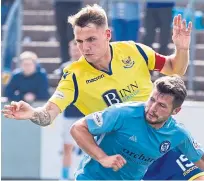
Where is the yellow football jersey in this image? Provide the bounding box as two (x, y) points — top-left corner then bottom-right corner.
(49, 41), (163, 115)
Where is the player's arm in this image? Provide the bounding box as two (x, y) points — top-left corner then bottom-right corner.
(70, 117), (107, 161)
(160, 49), (189, 76)
(161, 15), (192, 76)
(152, 41), (189, 76)
(2, 70), (76, 126)
(194, 155), (204, 170)
(148, 46), (189, 76)
(30, 101), (60, 126)
(177, 135), (204, 171)
(2, 100), (61, 126)
(70, 106), (126, 170)
(138, 15), (191, 76)
(134, 44), (188, 76)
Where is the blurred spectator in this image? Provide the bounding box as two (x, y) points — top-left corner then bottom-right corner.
(4, 51), (50, 103)
(110, 0), (140, 41)
(53, 40), (81, 75)
(143, 1), (175, 54)
(53, 40), (83, 180)
(53, 0), (82, 64)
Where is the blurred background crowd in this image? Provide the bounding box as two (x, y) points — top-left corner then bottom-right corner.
(1, 0), (204, 180)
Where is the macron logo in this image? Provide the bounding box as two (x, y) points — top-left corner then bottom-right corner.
(129, 135), (137, 142)
(86, 74), (105, 84)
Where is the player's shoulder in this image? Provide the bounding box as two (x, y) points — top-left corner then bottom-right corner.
(111, 41), (154, 57)
(111, 40), (136, 49)
(174, 121), (188, 132)
(172, 120), (192, 138)
(63, 56), (87, 77)
(110, 102), (145, 117)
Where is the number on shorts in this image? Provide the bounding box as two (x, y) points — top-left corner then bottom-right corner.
(176, 154), (194, 171)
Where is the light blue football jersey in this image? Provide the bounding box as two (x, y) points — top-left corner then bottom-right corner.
(75, 102), (204, 180)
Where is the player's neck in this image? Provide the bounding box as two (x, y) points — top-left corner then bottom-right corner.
(149, 121), (166, 129)
(92, 45), (112, 72)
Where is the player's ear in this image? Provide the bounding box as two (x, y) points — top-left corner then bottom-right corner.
(106, 28), (111, 41)
(172, 107), (181, 115)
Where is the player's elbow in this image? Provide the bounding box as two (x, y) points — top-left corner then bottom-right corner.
(166, 56), (187, 76)
(70, 119), (88, 144)
(70, 123), (78, 138)
(173, 68), (187, 76)
(70, 121), (83, 140)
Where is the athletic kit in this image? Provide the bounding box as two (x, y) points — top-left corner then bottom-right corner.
(49, 41), (204, 180)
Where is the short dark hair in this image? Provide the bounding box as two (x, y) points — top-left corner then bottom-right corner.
(68, 4), (108, 28)
(154, 75), (187, 108)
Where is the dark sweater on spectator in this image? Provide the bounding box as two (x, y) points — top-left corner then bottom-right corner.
(4, 67), (50, 101)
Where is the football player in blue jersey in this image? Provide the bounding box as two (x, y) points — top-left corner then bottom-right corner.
(71, 75), (204, 180)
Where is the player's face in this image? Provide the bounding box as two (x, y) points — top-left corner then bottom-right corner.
(69, 40), (81, 61)
(21, 59), (36, 76)
(145, 89), (181, 127)
(74, 23), (111, 64)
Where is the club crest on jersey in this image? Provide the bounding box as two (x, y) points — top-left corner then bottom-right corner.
(122, 56), (135, 68)
(92, 112), (103, 127)
(160, 141), (171, 153)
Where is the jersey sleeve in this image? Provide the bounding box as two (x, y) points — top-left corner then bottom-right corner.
(135, 43), (166, 71)
(49, 70), (77, 112)
(85, 105), (124, 136)
(177, 134), (204, 163)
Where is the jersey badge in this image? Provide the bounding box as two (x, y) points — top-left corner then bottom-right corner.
(122, 56), (135, 68)
(160, 140), (171, 153)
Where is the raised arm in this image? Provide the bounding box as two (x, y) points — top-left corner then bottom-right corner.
(160, 14), (192, 76)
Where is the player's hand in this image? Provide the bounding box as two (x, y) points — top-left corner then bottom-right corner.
(172, 14), (192, 50)
(2, 101), (35, 120)
(98, 154), (127, 171)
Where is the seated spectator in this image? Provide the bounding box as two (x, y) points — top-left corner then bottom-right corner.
(53, 39), (81, 75)
(4, 51), (50, 103)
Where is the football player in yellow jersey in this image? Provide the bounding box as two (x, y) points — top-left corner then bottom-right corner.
(3, 4), (204, 180)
